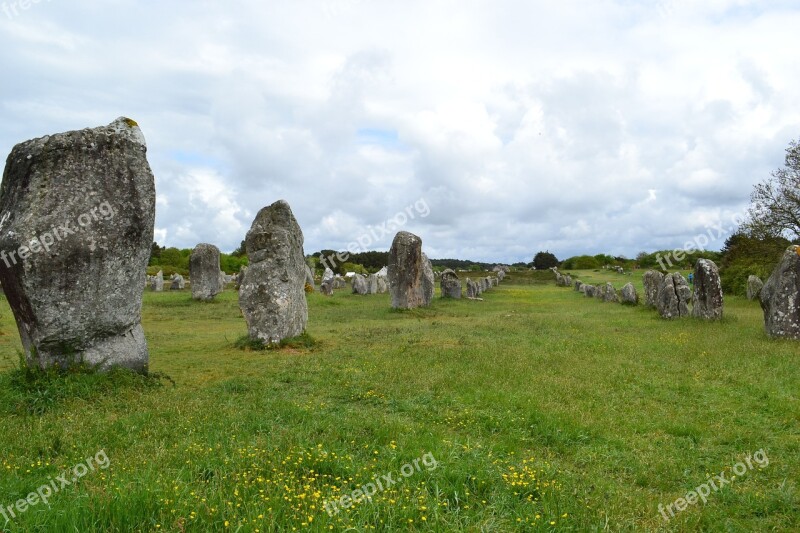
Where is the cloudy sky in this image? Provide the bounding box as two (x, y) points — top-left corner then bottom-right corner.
(1, 0), (798, 263)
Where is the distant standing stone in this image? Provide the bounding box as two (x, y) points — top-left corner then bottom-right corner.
(352, 273), (369, 295)
(0, 117), (154, 372)
(235, 266), (248, 290)
(759, 245), (800, 339)
(643, 270), (664, 308)
(602, 282), (619, 303)
(584, 285), (596, 297)
(747, 275), (764, 301)
(305, 264), (315, 290)
(377, 275), (388, 294)
(170, 274), (185, 290)
(238, 200), (308, 344)
(190, 244), (223, 301)
(574, 280), (583, 292)
(497, 271), (505, 281)
(620, 282), (638, 305)
(466, 278), (477, 298)
(656, 272), (691, 318)
(387, 231), (433, 309)
(692, 259), (723, 320)
(440, 269), (461, 298)
(151, 270), (164, 292)
(320, 267), (335, 296)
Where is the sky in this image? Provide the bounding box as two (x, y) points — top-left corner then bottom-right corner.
(0, 0), (798, 263)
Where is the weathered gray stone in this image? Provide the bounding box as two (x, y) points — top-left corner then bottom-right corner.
(352, 273), (369, 295)
(305, 264), (315, 290)
(574, 280), (583, 291)
(584, 285), (596, 297)
(334, 276), (346, 289)
(367, 273), (379, 294)
(466, 278), (477, 298)
(190, 244), (223, 301)
(497, 270), (505, 281)
(692, 259), (723, 320)
(377, 276), (388, 293)
(440, 269), (461, 298)
(656, 272), (691, 318)
(320, 267), (335, 296)
(643, 270), (664, 308)
(151, 270), (164, 292)
(238, 200), (308, 344)
(594, 284), (605, 300)
(602, 282), (619, 303)
(759, 245), (800, 339)
(747, 275), (764, 301)
(620, 282), (638, 305)
(0, 117), (154, 372)
(388, 231), (433, 309)
(235, 266), (248, 290)
(565, 275), (573, 287)
(170, 273), (185, 290)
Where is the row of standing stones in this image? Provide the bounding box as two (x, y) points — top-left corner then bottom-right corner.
(0, 119), (505, 374)
(318, 231), (502, 303)
(558, 249), (800, 339)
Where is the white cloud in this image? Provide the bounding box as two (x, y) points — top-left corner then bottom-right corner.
(0, 0), (798, 262)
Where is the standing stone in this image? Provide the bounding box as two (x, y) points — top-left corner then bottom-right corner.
(235, 266), (248, 290)
(218, 270), (227, 291)
(376, 266), (388, 278)
(747, 275), (764, 301)
(565, 275), (573, 287)
(497, 271), (505, 281)
(190, 244), (223, 301)
(170, 274), (185, 290)
(584, 285), (596, 297)
(0, 117), (155, 372)
(759, 245), (800, 339)
(466, 278), (476, 298)
(334, 275), (346, 289)
(594, 284), (605, 300)
(440, 269), (461, 299)
(320, 267), (335, 296)
(305, 264), (315, 291)
(574, 280), (583, 291)
(620, 283), (638, 305)
(352, 273), (369, 295)
(388, 231), (433, 309)
(656, 272), (691, 319)
(367, 273), (379, 294)
(376, 275), (388, 294)
(692, 259), (723, 320)
(602, 282), (619, 303)
(238, 200), (308, 344)
(151, 270), (164, 292)
(643, 270), (664, 308)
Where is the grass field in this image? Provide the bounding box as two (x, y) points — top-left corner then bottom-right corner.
(0, 269), (798, 532)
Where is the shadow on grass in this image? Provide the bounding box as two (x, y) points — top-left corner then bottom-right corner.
(234, 331), (319, 352)
(0, 354), (174, 416)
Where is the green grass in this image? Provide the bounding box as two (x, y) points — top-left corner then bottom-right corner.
(0, 270), (797, 532)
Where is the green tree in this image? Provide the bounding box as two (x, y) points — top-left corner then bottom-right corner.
(744, 138), (800, 239)
(533, 251), (559, 270)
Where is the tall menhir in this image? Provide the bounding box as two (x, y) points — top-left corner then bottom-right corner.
(0, 118), (156, 372)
